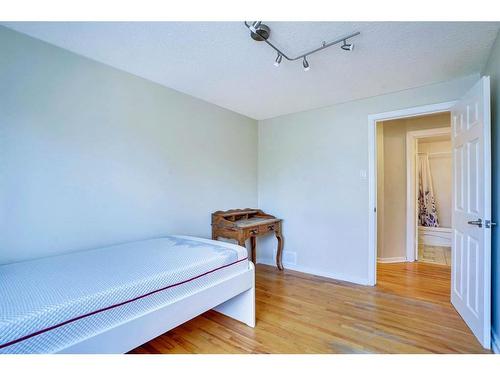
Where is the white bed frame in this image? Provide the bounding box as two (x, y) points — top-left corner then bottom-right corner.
(57, 262), (255, 354)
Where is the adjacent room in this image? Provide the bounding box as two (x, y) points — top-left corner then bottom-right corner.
(1, 19), (500, 356)
(377, 112), (452, 265)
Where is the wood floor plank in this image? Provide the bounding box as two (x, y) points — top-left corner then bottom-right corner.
(129, 262), (490, 354)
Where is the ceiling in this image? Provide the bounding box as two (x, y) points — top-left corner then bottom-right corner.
(3, 22), (499, 120)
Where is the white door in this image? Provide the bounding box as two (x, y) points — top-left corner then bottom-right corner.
(451, 76), (492, 349)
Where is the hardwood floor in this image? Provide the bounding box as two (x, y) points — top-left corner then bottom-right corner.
(129, 262), (489, 354)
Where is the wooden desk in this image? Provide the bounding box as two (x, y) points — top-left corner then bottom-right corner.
(211, 209), (284, 270)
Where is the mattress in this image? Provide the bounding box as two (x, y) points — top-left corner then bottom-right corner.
(0, 236), (248, 353)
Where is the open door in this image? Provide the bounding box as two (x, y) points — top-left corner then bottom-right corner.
(451, 76), (492, 349)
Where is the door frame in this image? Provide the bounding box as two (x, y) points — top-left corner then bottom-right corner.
(406, 127), (452, 262)
(367, 101), (457, 286)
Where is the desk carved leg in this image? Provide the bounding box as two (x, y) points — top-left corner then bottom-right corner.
(250, 236), (256, 265)
(276, 232), (284, 270)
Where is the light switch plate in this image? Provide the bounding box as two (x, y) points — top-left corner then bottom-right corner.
(359, 169), (368, 180)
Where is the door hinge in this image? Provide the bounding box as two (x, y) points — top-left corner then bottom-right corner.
(485, 220), (497, 228)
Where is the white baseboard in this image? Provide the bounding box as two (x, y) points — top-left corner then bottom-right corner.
(492, 329), (500, 354)
(377, 256), (407, 263)
(256, 257), (369, 286)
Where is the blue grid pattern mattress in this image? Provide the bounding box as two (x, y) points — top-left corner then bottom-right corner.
(0, 236), (248, 353)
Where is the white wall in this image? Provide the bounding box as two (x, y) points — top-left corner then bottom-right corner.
(0, 26), (258, 265)
(257, 74), (478, 284)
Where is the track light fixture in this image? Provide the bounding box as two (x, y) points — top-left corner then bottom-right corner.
(341, 40), (354, 51)
(302, 56), (310, 71)
(274, 53), (283, 67)
(244, 21), (360, 72)
(250, 21), (261, 31)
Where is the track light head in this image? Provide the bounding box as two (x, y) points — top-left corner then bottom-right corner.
(302, 56), (310, 71)
(249, 21), (270, 41)
(249, 21), (261, 33)
(341, 40), (354, 51)
(274, 53), (283, 67)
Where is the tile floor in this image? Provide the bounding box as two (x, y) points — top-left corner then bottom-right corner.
(418, 244), (451, 266)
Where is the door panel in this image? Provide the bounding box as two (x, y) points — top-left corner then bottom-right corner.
(468, 139), (480, 215)
(454, 144), (465, 211)
(451, 76), (491, 349)
(453, 229), (464, 298)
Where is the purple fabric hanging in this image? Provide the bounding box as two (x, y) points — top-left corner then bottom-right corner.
(418, 154), (439, 227)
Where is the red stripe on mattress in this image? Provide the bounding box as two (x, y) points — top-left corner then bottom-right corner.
(0, 257), (248, 350)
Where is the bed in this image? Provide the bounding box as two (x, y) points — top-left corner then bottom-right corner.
(0, 236), (255, 354)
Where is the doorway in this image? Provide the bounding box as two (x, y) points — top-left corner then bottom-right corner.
(415, 133), (453, 265)
(376, 113), (451, 266)
(407, 126), (453, 265)
(367, 100), (457, 285)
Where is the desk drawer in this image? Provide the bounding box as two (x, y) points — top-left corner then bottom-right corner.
(244, 221), (280, 237)
(259, 222), (279, 234)
(246, 227), (260, 236)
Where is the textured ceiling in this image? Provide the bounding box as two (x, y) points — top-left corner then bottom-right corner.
(2, 22), (499, 120)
